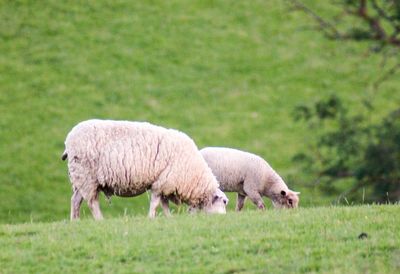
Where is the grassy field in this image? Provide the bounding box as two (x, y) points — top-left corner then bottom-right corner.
(1, 0), (400, 224)
(0, 205), (399, 273)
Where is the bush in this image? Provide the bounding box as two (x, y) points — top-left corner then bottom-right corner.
(293, 95), (400, 203)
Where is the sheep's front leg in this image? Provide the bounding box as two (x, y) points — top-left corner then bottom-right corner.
(243, 183), (265, 210)
(70, 189), (83, 220)
(148, 192), (161, 218)
(87, 192), (103, 220)
(161, 196), (172, 217)
(236, 193), (246, 211)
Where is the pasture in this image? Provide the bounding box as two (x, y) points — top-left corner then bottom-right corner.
(1, 0), (399, 223)
(1, 205), (399, 273)
(0, 1), (399, 273)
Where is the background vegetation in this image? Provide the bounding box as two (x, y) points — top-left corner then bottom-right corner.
(1, 0), (399, 224)
(290, 0), (400, 203)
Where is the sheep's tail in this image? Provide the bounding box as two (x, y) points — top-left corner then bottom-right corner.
(61, 150), (68, 161)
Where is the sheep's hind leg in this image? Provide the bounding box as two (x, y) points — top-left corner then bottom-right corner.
(236, 193), (246, 211)
(70, 189), (83, 220)
(148, 192), (161, 218)
(87, 192), (103, 220)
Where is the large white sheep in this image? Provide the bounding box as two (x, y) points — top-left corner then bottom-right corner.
(62, 119), (228, 220)
(200, 147), (300, 210)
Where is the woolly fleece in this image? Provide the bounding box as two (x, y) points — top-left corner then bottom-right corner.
(64, 120), (219, 207)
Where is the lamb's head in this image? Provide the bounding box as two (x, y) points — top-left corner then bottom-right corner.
(203, 188), (229, 214)
(272, 190), (300, 209)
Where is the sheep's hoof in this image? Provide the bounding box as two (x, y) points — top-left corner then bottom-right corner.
(258, 204), (266, 210)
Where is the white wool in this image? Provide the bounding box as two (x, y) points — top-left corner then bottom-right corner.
(64, 119), (220, 209)
(200, 147), (299, 209)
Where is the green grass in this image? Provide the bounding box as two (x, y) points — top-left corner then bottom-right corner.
(0, 205), (399, 273)
(1, 0), (400, 223)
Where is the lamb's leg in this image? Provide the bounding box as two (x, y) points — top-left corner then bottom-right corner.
(148, 192), (161, 218)
(87, 192), (103, 220)
(243, 183), (265, 210)
(236, 193), (246, 211)
(161, 197), (172, 217)
(70, 189), (83, 220)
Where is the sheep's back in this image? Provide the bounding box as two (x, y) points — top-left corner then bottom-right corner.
(200, 147), (267, 192)
(65, 120), (171, 195)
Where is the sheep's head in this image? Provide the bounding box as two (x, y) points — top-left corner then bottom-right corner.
(272, 190), (300, 209)
(203, 188), (229, 214)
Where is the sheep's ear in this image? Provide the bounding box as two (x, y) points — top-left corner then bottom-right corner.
(294, 191), (301, 195)
(281, 190), (286, 196)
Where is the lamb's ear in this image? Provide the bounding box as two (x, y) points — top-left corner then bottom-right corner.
(294, 191), (301, 195)
(280, 190), (286, 196)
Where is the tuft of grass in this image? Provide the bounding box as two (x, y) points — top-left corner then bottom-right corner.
(0, 205), (399, 273)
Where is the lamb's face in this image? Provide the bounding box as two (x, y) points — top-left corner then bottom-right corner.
(204, 189), (228, 214)
(272, 190), (300, 209)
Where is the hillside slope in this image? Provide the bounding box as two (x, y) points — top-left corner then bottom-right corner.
(0, 206), (399, 273)
(1, 0), (399, 223)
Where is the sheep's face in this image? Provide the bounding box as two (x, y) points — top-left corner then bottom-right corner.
(204, 189), (228, 214)
(272, 190), (300, 209)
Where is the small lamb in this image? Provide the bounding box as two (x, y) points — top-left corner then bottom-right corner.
(62, 119), (228, 220)
(200, 147), (300, 210)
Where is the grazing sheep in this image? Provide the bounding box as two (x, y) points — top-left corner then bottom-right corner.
(200, 147), (300, 210)
(62, 119), (228, 220)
